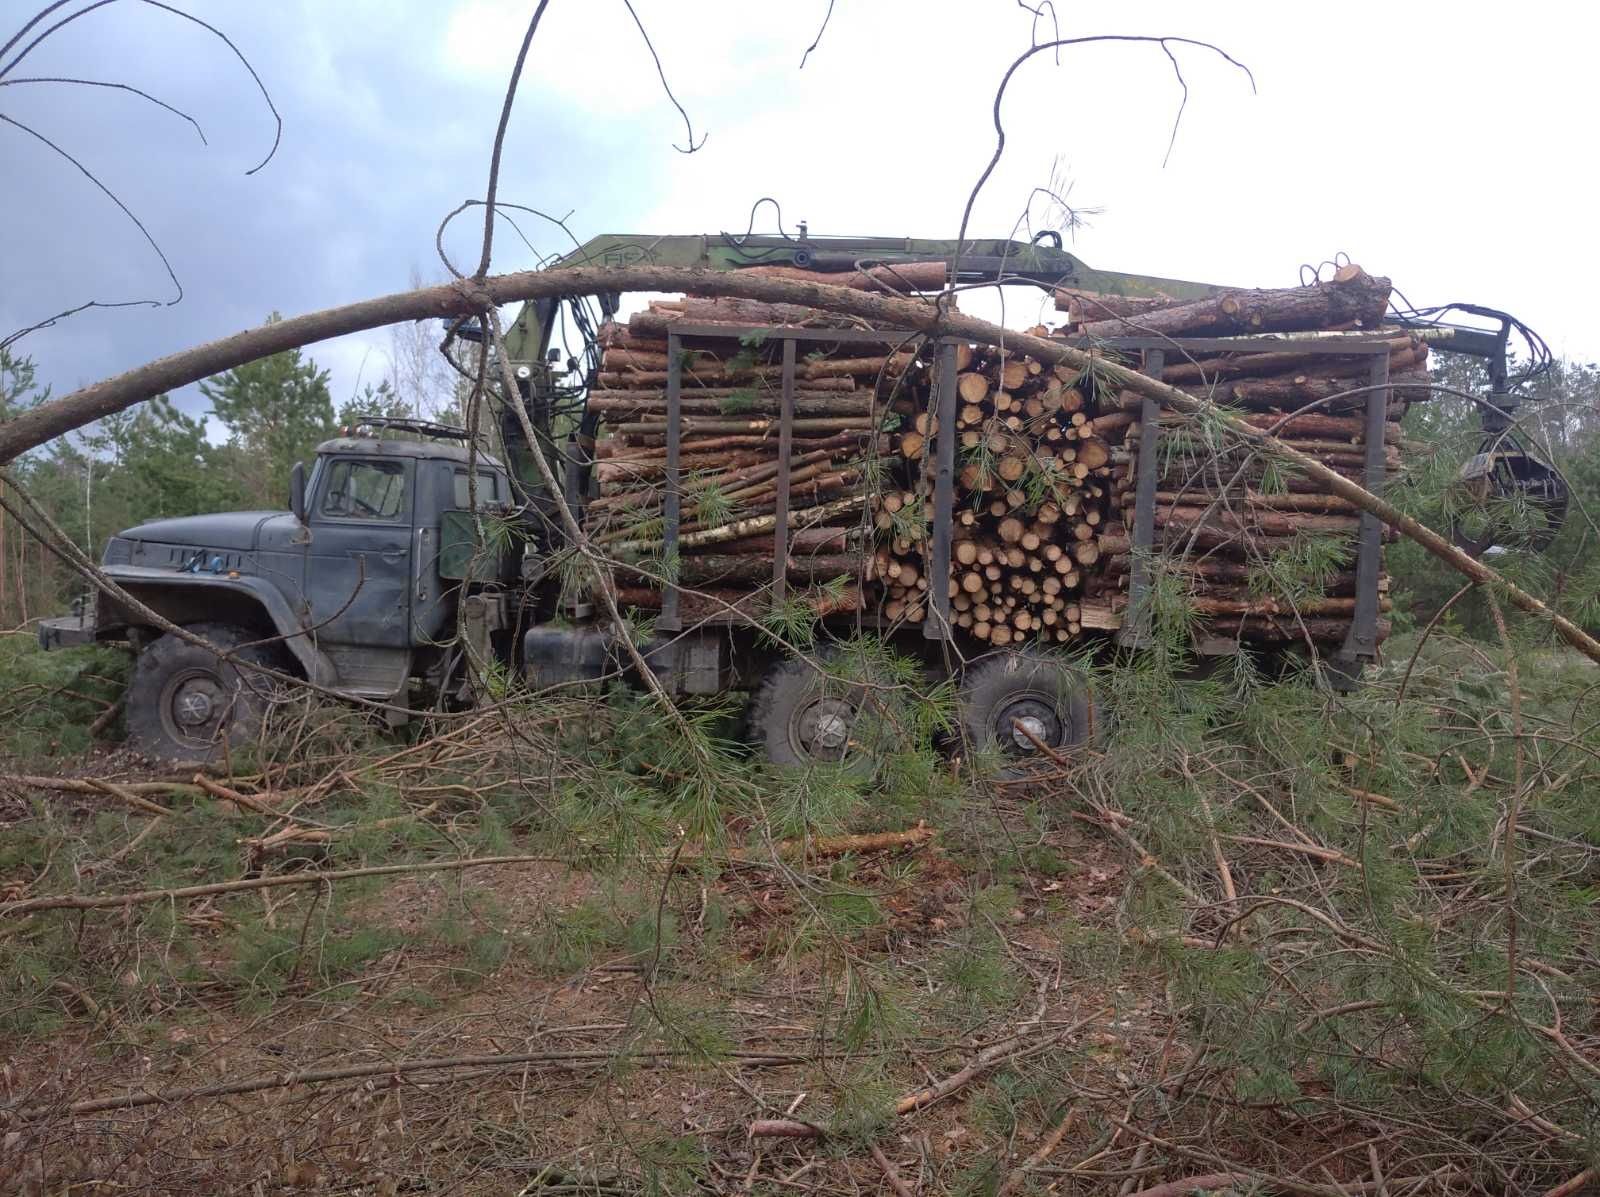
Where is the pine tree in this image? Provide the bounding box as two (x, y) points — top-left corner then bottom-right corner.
(335, 378), (414, 432)
(199, 314), (335, 508)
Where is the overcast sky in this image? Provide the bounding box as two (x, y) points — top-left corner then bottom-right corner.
(4, 1), (1597, 425)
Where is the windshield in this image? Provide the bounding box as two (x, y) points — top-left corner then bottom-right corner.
(320, 458), (408, 520)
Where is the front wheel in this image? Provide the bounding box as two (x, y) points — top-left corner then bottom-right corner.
(125, 623), (283, 764)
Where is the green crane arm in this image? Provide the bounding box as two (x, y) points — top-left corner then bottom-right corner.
(498, 232), (1225, 366)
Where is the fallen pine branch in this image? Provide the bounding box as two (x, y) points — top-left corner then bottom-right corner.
(771, 823), (935, 861)
(869, 1143), (915, 1197)
(11, 1047), (808, 1120)
(240, 802), (441, 856)
(996, 1104), (1080, 1197)
(749, 1008), (1107, 1139)
(86, 778), (169, 818)
(1125, 1175), (1251, 1197)
(0, 774), (202, 801)
(0, 853), (568, 916)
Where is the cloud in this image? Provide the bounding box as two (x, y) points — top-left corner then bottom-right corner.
(3, 0), (1597, 440)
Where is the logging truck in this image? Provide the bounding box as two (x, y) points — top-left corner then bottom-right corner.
(38, 234), (1565, 765)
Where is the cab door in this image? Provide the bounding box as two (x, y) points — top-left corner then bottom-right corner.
(306, 456), (414, 654)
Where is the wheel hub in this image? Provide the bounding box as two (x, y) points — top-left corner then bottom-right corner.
(795, 697), (855, 758)
(173, 678), (223, 728)
(1000, 698), (1061, 752)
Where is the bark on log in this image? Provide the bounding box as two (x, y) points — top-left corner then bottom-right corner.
(1076, 268), (1392, 340)
(1205, 616), (1392, 643)
(607, 494), (865, 553)
(598, 370), (856, 390)
(589, 394), (875, 418)
(1054, 288), (1175, 321)
(1204, 370), (1431, 408)
(1161, 335), (1419, 384)
(1151, 490), (1359, 513)
(802, 353), (914, 379)
(619, 554), (864, 584)
(618, 416), (878, 437)
(718, 525), (855, 555)
(738, 261), (948, 293)
(1155, 506), (1363, 536)
(615, 585), (863, 619)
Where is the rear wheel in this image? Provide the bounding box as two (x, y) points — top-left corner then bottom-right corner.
(957, 652), (1092, 766)
(126, 623), (283, 764)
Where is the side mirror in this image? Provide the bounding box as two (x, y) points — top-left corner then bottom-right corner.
(290, 461), (307, 523)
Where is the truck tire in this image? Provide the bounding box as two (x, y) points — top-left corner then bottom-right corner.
(957, 652), (1092, 767)
(125, 623), (283, 765)
(748, 652), (904, 772)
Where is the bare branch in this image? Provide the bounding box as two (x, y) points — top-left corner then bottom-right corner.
(0, 0), (281, 173)
(798, 0), (836, 69)
(948, 35), (1255, 299)
(472, 0), (552, 279)
(619, 0), (704, 152)
(0, 76), (206, 144)
(0, 112), (181, 307)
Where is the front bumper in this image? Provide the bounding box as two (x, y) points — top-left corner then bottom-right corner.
(38, 611), (96, 650)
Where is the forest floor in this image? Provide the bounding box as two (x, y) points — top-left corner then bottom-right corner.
(2, 631), (1598, 1196)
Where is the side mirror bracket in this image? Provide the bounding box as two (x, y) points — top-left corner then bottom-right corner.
(290, 461), (307, 523)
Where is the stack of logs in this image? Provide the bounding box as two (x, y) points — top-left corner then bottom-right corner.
(873, 345), (1119, 645)
(584, 298), (909, 620)
(585, 264), (1413, 652)
(1065, 265), (1412, 646)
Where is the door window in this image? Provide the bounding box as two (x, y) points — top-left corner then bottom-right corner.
(453, 468), (504, 509)
(320, 459), (408, 520)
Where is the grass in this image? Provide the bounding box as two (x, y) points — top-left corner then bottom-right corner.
(1, 626), (1598, 1194)
(0, 632), (127, 758)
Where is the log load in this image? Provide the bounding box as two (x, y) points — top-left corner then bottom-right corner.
(585, 264), (1415, 654)
(874, 342), (1112, 645)
(1078, 264), (1416, 650)
(583, 299), (911, 617)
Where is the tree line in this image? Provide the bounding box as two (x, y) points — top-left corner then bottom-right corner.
(0, 313), (456, 626)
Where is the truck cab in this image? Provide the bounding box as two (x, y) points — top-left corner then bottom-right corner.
(40, 427), (514, 761)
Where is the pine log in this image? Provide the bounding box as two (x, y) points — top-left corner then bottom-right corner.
(634, 296), (869, 330)
(618, 416), (878, 437)
(1206, 616), (1392, 644)
(601, 348), (681, 371)
(737, 261), (948, 292)
(1154, 506), (1362, 536)
(1200, 370), (1431, 408)
(606, 494), (865, 553)
(1150, 490), (1358, 513)
(633, 554), (864, 584)
(718, 525), (855, 555)
(1160, 335), (1419, 384)
(1187, 595), (1388, 616)
(598, 369), (857, 390)
(1076, 268), (1392, 340)
(1054, 288), (1175, 320)
(616, 585), (864, 619)
(1124, 408), (1401, 441)
(589, 394), (875, 418)
(802, 353), (914, 379)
